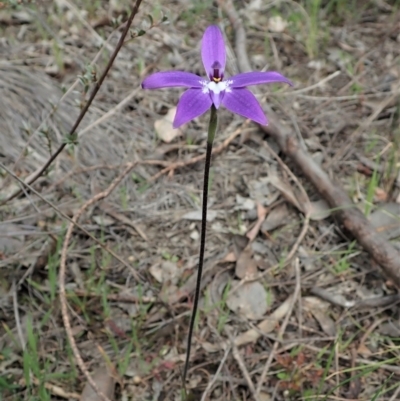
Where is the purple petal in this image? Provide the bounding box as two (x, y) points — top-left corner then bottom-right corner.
(221, 88), (267, 125)
(142, 71), (204, 89)
(210, 91), (222, 109)
(173, 88), (212, 128)
(230, 71), (293, 88)
(201, 25), (226, 79)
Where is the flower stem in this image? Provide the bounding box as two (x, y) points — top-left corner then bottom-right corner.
(182, 105), (218, 396)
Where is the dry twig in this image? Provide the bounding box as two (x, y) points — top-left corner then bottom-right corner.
(150, 123), (252, 181)
(255, 259), (301, 396)
(18, 377), (80, 400)
(200, 346), (231, 401)
(71, 289), (156, 304)
(1, 0), (144, 205)
(329, 87), (400, 165)
(59, 163), (136, 401)
(227, 140), (310, 299)
(218, 0), (400, 288)
(0, 161), (141, 280)
(10, 19), (120, 173)
(389, 382), (400, 401)
(225, 327), (259, 401)
(46, 164), (126, 193)
(262, 141), (311, 261)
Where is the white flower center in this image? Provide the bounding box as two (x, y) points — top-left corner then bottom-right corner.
(200, 80), (232, 94)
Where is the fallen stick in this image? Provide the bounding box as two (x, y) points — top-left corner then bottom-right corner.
(219, 0), (400, 288)
(59, 163), (137, 401)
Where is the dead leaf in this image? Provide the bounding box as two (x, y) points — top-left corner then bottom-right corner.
(235, 247), (258, 279)
(268, 174), (303, 211)
(182, 210), (217, 222)
(226, 281), (271, 320)
(246, 202), (267, 241)
(259, 392), (271, 401)
(202, 341), (224, 353)
(92, 215), (115, 227)
(190, 229), (199, 241)
(248, 176), (280, 206)
(154, 107), (181, 143)
(269, 173), (330, 221)
(378, 320), (400, 337)
(268, 15), (288, 32)
(0, 223), (26, 255)
(210, 271), (231, 305)
(374, 187), (388, 202)
(0, 10), (32, 24)
(305, 199), (331, 221)
(235, 194), (256, 211)
(201, 295), (292, 352)
(45, 64), (61, 77)
(262, 203), (289, 232)
(235, 295), (293, 346)
(248, 0), (262, 10)
(298, 246), (315, 272)
(303, 297), (336, 336)
(80, 367), (115, 401)
(232, 234), (248, 254)
(310, 308), (336, 336)
(369, 203), (400, 239)
(149, 261), (180, 284)
(223, 251), (237, 262)
(357, 343), (372, 356)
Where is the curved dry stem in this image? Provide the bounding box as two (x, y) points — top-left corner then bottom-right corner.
(59, 163), (136, 401)
(0, 161), (142, 282)
(46, 164), (128, 193)
(150, 123), (252, 181)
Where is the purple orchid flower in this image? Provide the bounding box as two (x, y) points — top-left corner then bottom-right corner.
(142, 25), (292, 128)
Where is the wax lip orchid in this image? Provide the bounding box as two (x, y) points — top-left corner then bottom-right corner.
(142, 25), (292, 128)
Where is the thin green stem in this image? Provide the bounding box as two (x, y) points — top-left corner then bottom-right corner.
(182, 106), (218, 396)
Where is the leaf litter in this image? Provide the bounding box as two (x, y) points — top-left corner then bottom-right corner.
(154, 107), (182, 143)
(80, 366), (116, 401)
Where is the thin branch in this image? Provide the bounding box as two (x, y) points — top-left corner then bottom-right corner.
(200, 346), (231, 401)
(59, 163), (136, 401)
(150, 123), (252, 181)
(261, 141), (310, 261)
(225, 327), (259, 401)
(1, 0), (144, 205)
(256, 258), (301, 396)
(389, 382), (400, 401)
(11, 18), (126, 172)
(0, 161), (142, 283)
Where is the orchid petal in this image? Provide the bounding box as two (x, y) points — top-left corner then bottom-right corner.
(230, 71), (293, 88)
(222, 88), (267, 125)
(201, 25), (226, 79)
(210, 91), (222, 109)
(173, 88), (213, 128)
(142, 71), (204, 89)
(207, 81), (225, 109)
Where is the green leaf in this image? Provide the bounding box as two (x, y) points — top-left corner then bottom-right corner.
(277, 372), (289, 380)
(63, 133), (78, 145)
